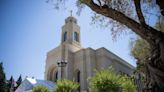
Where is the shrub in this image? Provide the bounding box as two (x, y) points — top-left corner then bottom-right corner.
(32, 85), (48, 92)
(53, 79), (79, 92)
(88, 67), (136, 92)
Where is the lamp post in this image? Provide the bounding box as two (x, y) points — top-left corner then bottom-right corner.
(57, 60), (67, 79)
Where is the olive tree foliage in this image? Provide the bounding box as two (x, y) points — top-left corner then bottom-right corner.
(53, 79), (79, 92)
(88, 67), (136, 92)
(32, 85), (48, 92)
(46, 0), (162, 39)
(131, 38), (150, 73)
(47, 0), (135, 39)
(131, 15), (163, 73)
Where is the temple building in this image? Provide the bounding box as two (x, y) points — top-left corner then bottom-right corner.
(44, 15), (134, 91)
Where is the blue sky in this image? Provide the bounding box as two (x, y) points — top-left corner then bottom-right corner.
(0, 0), (139, 80)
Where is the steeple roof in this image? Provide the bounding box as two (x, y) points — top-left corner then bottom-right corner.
(65, 16), (77, 24)
(65, 10), (77, 24)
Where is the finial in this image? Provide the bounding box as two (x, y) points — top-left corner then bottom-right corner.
(70, 10), (73, 16)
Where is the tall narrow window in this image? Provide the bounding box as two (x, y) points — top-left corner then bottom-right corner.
(76, 70), (80, 91)
(63, 32), (67, 42)
(55, 71), (58, 82)
(74, 32), (79, 42)
(77, 71), (80, 83)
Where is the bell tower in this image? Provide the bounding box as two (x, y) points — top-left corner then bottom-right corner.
(61, 14), (81, 47)
(58, 14), (81, 80)
(45, 13), (82, 82)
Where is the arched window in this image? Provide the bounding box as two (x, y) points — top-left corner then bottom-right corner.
(48, 66), (57, 82)
(77, 71), (80, 83)
(63, 32), (67, 42)
(74, 32), (79, 42)
(75, 70), (80, 91)
(54, 71), (58, 82)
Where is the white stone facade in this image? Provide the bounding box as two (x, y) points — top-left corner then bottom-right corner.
(44, 15), (135, 91)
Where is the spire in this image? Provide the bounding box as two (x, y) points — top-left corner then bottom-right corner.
(70, 10), (73, 16)
(65, 10), (77, 24)
(16, 75), (22, 87)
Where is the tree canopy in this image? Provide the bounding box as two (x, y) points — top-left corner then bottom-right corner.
(0, 62), (7, 92)
(16, 75), (22, 88)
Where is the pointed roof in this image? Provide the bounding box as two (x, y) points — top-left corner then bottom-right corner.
(15, 77), (55, 92)
(65, 15), (77, 24)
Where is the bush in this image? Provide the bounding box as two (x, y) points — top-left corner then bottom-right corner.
(32, 85), (48, 92)
(53, 79), (79, 92)
(88, 67), (136, 92)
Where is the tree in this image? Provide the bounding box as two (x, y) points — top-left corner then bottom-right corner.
(88, 67), (136, 92)
(8, 76), (15, 92)
(32, 85), (48, 92)
(0, 62), (7, 92)
(53, 79), (79, 92)
(16, 75), (22, 88)
(131, 15), (164, 91)
(131, 38), (150, 91)
(131, 38), (150, 72)
(131, 18), (164, 91)
(47, 0), (164, 91)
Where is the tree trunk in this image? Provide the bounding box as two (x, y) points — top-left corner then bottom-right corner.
(144, 34), (164, 92)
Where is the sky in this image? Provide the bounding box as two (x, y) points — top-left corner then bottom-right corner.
(0, 0), (141, 80)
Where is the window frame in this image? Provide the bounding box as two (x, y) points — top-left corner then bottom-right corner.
(63, 32), (67, 42)
(74, 32), (79, 42)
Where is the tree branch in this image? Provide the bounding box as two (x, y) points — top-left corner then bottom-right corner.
(156, 0), (164, 16)
(97, 0), (102, 7)
(134, 0), (146, 25)
(82, 0), (162, 44)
